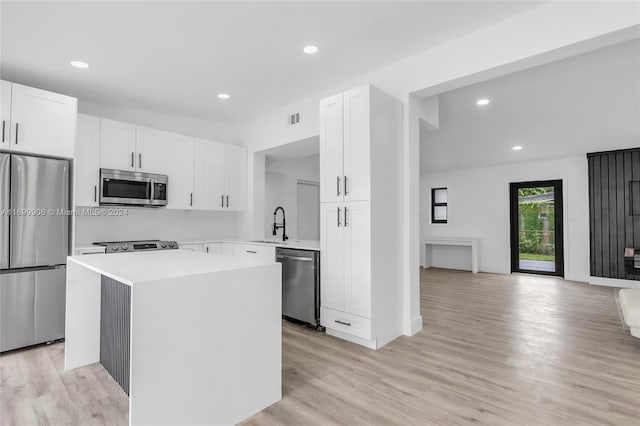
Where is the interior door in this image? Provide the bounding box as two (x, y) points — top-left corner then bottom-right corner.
(0, 154), (9, 269)
(224, 144), (247, 210)
(9, 83), (77, 158)
(166, 133), (195, 209)
(343, 201), (371, 318)
(510, 180), (564, 277)
(100, 119), (136, 171)
(297, 181), (320, 240)
(320, 202), (345, 311)
(320, 93), (344, 203)
(194, 139), (224, 210)
(76, 114), (101, 206)
(342, 86), (370, 202)
(136, 126), (168, 174)
(1, 80), (12, 147)
(11, 155), (69, 268)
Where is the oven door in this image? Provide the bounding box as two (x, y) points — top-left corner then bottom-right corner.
(100, 169), (152, 206)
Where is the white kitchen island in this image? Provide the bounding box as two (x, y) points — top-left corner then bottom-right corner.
(65, 250), (282, 426)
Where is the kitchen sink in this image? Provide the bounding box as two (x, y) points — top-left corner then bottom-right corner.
(249, 240), (281, 244)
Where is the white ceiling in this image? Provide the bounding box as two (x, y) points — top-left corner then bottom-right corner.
(420, 38), (640, 172)
(0, 1), (543, 123)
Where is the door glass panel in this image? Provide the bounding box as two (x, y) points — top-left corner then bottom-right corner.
(433, 205), (447, 222)
(103, 179), (150, 199)
(517, 186), (556, 273)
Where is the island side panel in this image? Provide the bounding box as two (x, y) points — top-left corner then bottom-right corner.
(129, 263), (282, 426)
(65, 260), (102, 370)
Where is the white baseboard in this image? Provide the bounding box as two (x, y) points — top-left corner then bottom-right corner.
(405, 316), (423, 336)
(589, 276), (640, 289)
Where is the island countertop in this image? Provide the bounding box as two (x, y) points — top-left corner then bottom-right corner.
(67, 249), (274, 285)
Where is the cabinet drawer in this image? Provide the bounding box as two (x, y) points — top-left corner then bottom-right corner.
(233, 243), (275, 262)
(321, 307), (371, 340)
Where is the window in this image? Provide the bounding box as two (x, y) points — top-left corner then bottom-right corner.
(431, 188), (448, 224)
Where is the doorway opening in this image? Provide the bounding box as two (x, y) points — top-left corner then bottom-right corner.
(510, 180), (564, 277)
(297, 180), (320, 240)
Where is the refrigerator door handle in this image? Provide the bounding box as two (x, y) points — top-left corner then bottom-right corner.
(0, 153), (10, 269)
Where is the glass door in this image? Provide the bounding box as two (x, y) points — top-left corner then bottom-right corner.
(510, 180), (564, 277)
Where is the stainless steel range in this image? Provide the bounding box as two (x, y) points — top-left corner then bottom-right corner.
(94, 240), (179, 254)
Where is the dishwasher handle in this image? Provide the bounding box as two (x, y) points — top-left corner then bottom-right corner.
(276, 255), (314, 262)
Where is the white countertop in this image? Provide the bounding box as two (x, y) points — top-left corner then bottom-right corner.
(67, 249), (275, 285)
(179, 239), (320, 251)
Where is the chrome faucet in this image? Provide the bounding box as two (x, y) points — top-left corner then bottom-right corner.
(272, 206), (288, 241)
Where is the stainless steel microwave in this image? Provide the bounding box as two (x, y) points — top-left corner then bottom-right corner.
(100, 169), (168, 207)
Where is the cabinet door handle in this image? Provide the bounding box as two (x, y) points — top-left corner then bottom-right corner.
(337, 207), (341, 227)
(221, 195), (224, 208)
(334, 320), (351, 327)
(226, 195), (229, 208)
(344, 176), (348, 196)
(1, 120), (5, 142)
(14, 123), (18, 144)
(131, 152), (134, 168)
(190, 193), (193, 206)
(206, 246), (209, 253)
(344, 206), (348, 227)
(246, 250), (257, 254)
(337, 176), (341, 196)
(94, 185), (97, 202)
(139, 153), (142, 169)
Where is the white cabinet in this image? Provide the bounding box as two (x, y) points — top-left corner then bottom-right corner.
(1, 81), (11, 149)
(75, 114), (101, 206)
(193, 140), (246, 211)
(194, 139), (225, 210)
(203, 243), (223, 254)
(319, 84), (402, 350)
(224, 144), (247, 211)
(0, 81), (77, 158)
(179, 243), (203, 252)
(233, 243), (275, 263)
(100, 120), (168, 173)
(166, 133), (195, 210)
(100, 119), (136, 170)
(319, 85), (370, 203)
(136, 126), (169, 174)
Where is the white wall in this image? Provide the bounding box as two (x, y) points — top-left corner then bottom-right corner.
(74, 208), (238, 245)
(79, 101), (240, 145)
(420, 156), (590, 282)
(264, 154), (320, 240)
(236, 2), (639, 336)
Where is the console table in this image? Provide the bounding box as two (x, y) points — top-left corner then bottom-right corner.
(423, 236), (480, 273)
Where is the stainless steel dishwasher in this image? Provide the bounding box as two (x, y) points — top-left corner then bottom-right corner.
(276, 248), (321, 329)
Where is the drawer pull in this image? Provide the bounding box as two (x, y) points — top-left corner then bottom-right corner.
(246, 250), (257, 254)
(334, 320), (351, 327)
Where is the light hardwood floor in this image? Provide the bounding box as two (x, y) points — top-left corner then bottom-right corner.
(2, 269), (639, 425)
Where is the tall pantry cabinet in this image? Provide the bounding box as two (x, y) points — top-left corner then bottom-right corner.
(319, 84), (403, 349)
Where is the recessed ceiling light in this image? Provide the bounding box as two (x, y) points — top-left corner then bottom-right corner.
(217, 93), (230, 100)
(70, 60), (90, 69)
(512, 145), (523, 151)
(303, 45), (319, 55)
(476, 98), (490, 106)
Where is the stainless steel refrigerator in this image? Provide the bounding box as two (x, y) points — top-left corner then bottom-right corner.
(0, 153), (69, 352)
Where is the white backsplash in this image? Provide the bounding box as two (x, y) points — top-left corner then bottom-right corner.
(74, 207), (238, 244)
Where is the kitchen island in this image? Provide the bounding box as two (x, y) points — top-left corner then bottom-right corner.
(65, 250), (282, 426)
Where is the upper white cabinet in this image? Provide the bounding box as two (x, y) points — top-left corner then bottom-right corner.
(194, 140), (247, 211)
(319, 84), (403, 350)
(0, 81), (77, 158)
(1, 81), (11, 148)
(224, 144), (247, 211)
(100, 119), (136, 170)
(75, 114), (101, 206)
(194, 139), (225, 210)
(136, 126), (169, 174)
(319, 85), (370, 203)
(166, 132), (195, 210)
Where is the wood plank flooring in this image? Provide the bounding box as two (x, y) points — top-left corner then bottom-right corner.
(2, 269), (639, 425)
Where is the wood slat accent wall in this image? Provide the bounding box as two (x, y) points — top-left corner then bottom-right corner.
(588, 148), (640, 280)
(100, 275), (131, 395)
